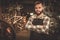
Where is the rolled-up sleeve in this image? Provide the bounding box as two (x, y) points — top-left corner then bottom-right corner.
(25, 17), (33, 30)
(43, 16), (50, 31)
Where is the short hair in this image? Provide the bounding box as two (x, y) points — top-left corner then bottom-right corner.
(34, 1), (44, 6)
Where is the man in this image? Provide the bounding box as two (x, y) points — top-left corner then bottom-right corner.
(25, 1), (51, 40)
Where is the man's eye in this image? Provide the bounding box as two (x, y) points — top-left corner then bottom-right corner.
(39, 7), (41, 8)
(35, 7), (37, 9)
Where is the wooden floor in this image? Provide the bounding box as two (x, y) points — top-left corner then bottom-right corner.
(16, 30), (60, 40)
(16, 30), (30, 40)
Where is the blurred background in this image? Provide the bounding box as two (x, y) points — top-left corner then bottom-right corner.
(0, 0), (60, 40)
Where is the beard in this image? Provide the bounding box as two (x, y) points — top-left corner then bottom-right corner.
(35, 10), (43, 15)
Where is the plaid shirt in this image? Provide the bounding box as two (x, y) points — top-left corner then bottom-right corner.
(25, 13), (50, 34)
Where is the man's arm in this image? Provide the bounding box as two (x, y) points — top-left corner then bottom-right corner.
(25, 17), (33, 30)
(42, 16), (50, 34)
(43, 16), (50, 29)
(36, 16), (50, 33)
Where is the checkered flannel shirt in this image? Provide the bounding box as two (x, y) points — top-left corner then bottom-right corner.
(25, 13), (50, 34)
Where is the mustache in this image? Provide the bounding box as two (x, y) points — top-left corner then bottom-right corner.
(35, 10), (43, 13)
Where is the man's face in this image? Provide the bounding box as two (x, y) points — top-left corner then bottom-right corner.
(35, 3), (44, 15)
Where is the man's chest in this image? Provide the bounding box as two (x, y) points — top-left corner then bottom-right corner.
(31, 14), (46, 25)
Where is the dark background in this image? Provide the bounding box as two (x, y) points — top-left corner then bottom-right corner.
(0, 0), (60, 15)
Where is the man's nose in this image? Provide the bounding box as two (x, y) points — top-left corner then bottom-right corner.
(36, 9), (40, 11)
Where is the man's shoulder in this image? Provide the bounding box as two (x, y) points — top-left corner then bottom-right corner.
(43, 13), (50, 19)
(30, 14), (36, 18)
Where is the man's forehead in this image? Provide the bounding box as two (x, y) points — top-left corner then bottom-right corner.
(35, 4), (43, 8)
